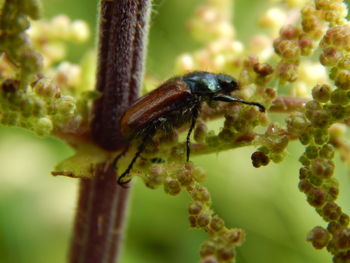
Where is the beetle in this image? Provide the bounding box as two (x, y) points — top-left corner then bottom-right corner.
(116, 71), (265, 184)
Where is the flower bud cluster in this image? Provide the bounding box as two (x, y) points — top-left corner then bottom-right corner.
(301, 2), (328, 41)
(255, 124), (289, 164)
(292, 78), (350, 259)
(0, 4), (94, 137)
(320, 25), (350, 108)
(176, 39), (244, 74)
(0, 76), (86, 136)
(28, 15), (90, 67)
(141, 161), (204, 193)
(140, 158), (243, 262)
(273, 21), (322, 86)
(0, 0), (43, 84)
(272, 1), (335, 85)
(199, 227), (245, 263)
(239, 55), (274, 87)
(259, 7), (287, 36)
(223, 102), (264, 134)
(299, 147), (350, 259)
(187, 0), (234, 43)
(314, 0), (348, 26)
(273, 25), (301, 84)
(176, 0), (244, 75)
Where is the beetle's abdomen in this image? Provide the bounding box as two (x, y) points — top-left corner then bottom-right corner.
(120, 80), (194, 139)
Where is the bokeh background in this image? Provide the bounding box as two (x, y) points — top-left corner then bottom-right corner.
(1, 0), (350, 263)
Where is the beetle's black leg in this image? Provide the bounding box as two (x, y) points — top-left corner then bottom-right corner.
(186, 105), (200, 162)
(117, 131), (154, 185)
(112, 144), (130, 168)
(117, 142), (145, 185)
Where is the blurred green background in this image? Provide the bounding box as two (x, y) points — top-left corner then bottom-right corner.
(1, 0), (350, 263)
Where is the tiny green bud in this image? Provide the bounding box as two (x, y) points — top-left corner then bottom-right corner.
(319, 47), (342, 67)
(327, 221), (341, 235)
(313, 128), (329, 145)
(277, 61), (298, 83)
(225, 228), (245, 245)
(188, 215), (197, 228)
(194, 121), (207, 143)
(326, 104), (346, 120)
(298, 179), (312, 193)
(200, 241), (216, 257)
(210, 216), (225, 232)
(191, 186), (211, 203)
(299, 37), (315, 56)
(307, 226), (330, 249)
(305, 145), (319, 159)
(334, 228), (350, 250)
(312, 84), (331, 103)
(299, 167), (311, 179)
(197, 212), (211, 227)
(322, 202), (342, 221)
(299, 132), (311, 145)
(309, 175), (323, 186)
(331, 88), (350, 105)
(339, 214), (350, 227)
(311, 158), (334, 178)
(35, 117), (53, 136)
(56, 95), (76, 116)
(145, 165), (164, 188)
(251, 151), (269, 168)
(305, 100), (322, 121)
(177, 169), (193, 186)
(319, 144), (335, 159)
(188, 201), (203, 215)
(307, 187), (327, 207)
(280, 25), (300, 40)
(192, 166), (207, 182)
(286, 114), (308, 135)
(299, 154), (311, 166)
(217, 246), (235, 261)
(275, 39), (300, 60)
(164, 178), (181, 195)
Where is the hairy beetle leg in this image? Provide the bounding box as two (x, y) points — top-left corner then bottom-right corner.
(117, 130), (155, 185)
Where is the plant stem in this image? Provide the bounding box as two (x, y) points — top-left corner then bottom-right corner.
(270, 96), (309, 113)
(69, 1), (151, 263)
(92, 0), (150, 151)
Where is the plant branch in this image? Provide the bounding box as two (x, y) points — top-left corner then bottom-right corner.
(68, 1), (151, 263)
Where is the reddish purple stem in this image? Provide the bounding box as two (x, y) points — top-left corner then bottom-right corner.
(68, 1), (151, 263)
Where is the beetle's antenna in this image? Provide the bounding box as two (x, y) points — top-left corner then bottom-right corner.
(213, 94), (265, 112)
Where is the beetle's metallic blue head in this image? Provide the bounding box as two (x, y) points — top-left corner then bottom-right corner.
(182, 72), (238, 95)
(182, 71), (265, 112)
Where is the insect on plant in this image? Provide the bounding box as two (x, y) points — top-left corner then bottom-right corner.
(116, 71), (265, 184)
